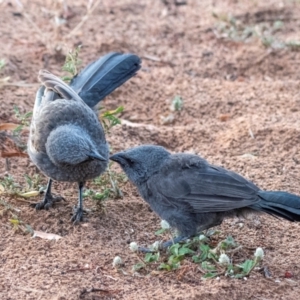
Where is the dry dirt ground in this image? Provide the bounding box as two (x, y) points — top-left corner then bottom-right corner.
(1, 0), (300, 299)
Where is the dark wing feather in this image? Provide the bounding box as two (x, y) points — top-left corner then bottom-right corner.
(70, 52), (141, 107)
(148, 156), (260, 213)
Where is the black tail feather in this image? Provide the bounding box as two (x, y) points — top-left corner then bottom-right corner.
(70, 52), (141, 107)
(251, 191), (300, 222)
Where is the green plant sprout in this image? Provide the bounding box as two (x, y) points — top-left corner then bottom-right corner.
(100, 106), (124, 133)
(12, 106), (33, 143)
(61, 46), (82, 81)
(83, 162), (126, 210)
(0, 59), (5, 71)
(0, 198), (33, 234)
(130, 220), (265, 279)
(0, 175), (22, 194)
(170, 95), (183, 112)
(0, 174), (45, 198)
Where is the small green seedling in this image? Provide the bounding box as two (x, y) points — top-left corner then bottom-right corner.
(61, 46), (82, 81)
(24, 174), (44, 191)
(0, 175), (21, 194)
(100, 106), (124, 133)
(170, 95), (183, 112)
(83, 163), (126, 210)
(0, 59), (5, 71)
(130, 220), (265, 279)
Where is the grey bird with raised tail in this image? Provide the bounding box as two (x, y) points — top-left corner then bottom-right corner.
(110, 145), (300, 248)
(28, 52), (141, 223)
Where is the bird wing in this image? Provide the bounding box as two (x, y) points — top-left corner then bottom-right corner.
(31, 70), (85, 130)
(29, 70), (89, 153)
(38, 70), (84, 103)
(70, 52), (141, 108)
(148, 156), (260, 213)
(32, 85), (46, 117)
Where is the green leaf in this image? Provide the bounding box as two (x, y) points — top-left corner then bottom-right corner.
(101, 106), (124, 132)
(144, 252), (160, 263)
(219, 236), (236, 250)
(133, 263), (145, 271)
(169, 243), (180, 256)
(13, 105), (20, 117)
(171, 95), (183, 111)
(178, 246), (194, 256)
(24, 174), (32, 189)
(202, 272), (219, 279)
(226, 264), (234, 275)
(225, 236), (236, 246)
(155, 228), (166, 235)
(239, 259), (255, 274)
(170, 262), (180, 270)
(234, 273), (246, 279)
(13, 125), (23, 134)
(62, 46), (82, 77)
(61, 76), (72, 82)
(168, 254), (185, 264)
(198, 243), (210, 261)
(24, 111), (33, 119)
(158, 263), (171, 271)
(160, 261), (180, 271)
(192, 255), (202, 263)
(201, 261), (216, 272)
(208, 251), (218, 261)
(82, 189), (94, 198)
(0, 59), (6, 71)
(93, 190), (111, 201)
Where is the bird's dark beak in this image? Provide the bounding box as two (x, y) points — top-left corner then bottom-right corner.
(110, 153), (124, 163)
(88, 151), (106, 161)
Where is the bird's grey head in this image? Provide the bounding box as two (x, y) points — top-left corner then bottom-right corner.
(46, 125), (106, 167)
(110, 145), (170, 184)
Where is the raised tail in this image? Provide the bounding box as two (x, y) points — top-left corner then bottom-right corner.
(250, 191), (300, 222)
(70, 52), (141, 108)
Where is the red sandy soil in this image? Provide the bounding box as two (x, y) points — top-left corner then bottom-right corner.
(1, 0), (300, 299)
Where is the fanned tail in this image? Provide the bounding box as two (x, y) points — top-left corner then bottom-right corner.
(70, 52), (141, 107)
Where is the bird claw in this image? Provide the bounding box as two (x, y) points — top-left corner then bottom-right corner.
(71, 206), (84, 224)
(30, 194), (65, 210)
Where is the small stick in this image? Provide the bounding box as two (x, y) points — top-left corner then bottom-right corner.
(80, 287), (120, 297)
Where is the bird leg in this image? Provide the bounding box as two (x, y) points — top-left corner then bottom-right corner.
(31, 178), (65, 210)
(71, 181), (85, 223)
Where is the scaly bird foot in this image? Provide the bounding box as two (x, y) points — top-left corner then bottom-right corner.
(30, 193), (65, 210)
(71, 206), (84, 224)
